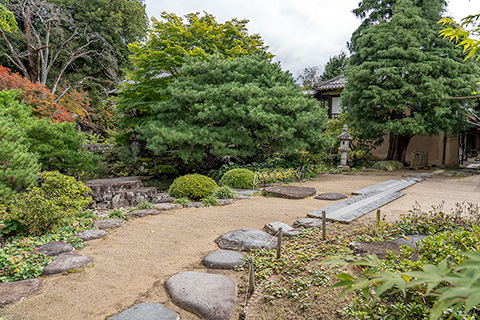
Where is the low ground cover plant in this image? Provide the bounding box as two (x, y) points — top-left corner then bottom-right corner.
(239, 203), (480, 319)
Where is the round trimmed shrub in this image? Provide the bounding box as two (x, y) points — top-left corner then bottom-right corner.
(219, 168), (255, 189)
(168, 174), (218, 201)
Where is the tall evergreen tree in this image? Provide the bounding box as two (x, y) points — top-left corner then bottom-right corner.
(342, 0), (479, 164)
(320, 51), (349, 81)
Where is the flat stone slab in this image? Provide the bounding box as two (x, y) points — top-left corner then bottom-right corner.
(127, 209), (161, 218)
(108, 302), (179, 320)
(152, 203), (183, 211)
(264, 222), (300, 237)
(42, 252), (94, 276)
(201, 250), (246, 269)
(35, 241), (74, 256)
(315, 193), (348, 201)
(164, 272), (236, 320)
(263, 186), (316, 199)
(93, 218), (125, 230)
(0, 278), (44, 307)
(74, 229), (108, 241)
(350, 235), (428, 260)
(214, 228), (276, 251)
(293, 218), (326, 229)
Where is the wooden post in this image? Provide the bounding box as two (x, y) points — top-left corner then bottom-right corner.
(322, 211), (326, 240)
(376, 209), (381, 227)
(276, 228), (283, 259)
(248, 258), (255, 297)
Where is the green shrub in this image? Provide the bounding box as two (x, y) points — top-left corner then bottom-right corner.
(372, 160), (403, 171)
(108, 209), (128, 220)
(14, 171), (92, 235)
(202, 195), (220, 207)
(212, 186), (238, 199)
(219, 168), (255, 189)
(168, 174), (218, 201)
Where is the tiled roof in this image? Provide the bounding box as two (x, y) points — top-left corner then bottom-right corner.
(314, 74), (346, 91)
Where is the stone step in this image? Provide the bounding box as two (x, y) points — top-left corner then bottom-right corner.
(352, 179), (400, 195)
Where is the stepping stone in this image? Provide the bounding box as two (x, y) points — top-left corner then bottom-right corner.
(164, 272), (236, 320)
(108, 302), (179, 320)
(264, 222), (300, 237)
(93, 218), (125, 230)
(152, 203), (183, 211)
(308, 179), (418, 223)
(263, 185), (316, 199)
(35, 241), (74, 256)
(0, 278), (44, 307)
(127, 209), (161, 218)
(201, 250), (246, 269)
(350, 235), (428, 260)
(42, 252), (94, 276)
(315, 193), (347, 201)
(183, 202), (204, 208)
(214, 228), (276, 251)
(74, 229), (108, 241)
(293, 218), (325, 229)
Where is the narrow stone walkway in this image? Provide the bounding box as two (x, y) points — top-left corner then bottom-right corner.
(307, 178), (419, 223)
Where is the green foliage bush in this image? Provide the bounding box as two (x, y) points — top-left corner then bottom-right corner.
(168, 174), (218, 201)
(0, 219), (92, 282)
(13, 171), (92, 235)
(219, 168), (255, 189)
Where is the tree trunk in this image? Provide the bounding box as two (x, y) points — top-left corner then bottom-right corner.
(387, 133), (412, 165)
(24, 4), (37, 82)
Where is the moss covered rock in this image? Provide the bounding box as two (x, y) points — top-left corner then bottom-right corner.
(372, 160), (403, 171)
(168, 174), (218, 201)
(219, 169), (255, 189)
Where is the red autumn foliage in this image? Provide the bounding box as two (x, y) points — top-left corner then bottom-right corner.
(0, 66), (90, 123)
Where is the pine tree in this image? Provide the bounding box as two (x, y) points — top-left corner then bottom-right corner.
(137, 55), (329, 167)
(342, 0), (480, 163)
(0, 91), (40, 204)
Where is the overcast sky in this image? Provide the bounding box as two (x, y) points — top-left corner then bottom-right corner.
(144, 0), (480, 79)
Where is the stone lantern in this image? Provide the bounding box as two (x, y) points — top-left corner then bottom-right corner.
(337, 124), (353, 170)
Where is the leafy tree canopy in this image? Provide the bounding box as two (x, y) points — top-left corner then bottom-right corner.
(342, 0), (479, 164)
(0, 2), (17, 32)
(137, 54), (329, 167)
(439, 13), (480, 61)
(320, 51), (349, 81)
(118, 11), (272, 122)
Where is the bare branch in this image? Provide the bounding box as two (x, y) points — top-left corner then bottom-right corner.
(0, 28), (30, 80)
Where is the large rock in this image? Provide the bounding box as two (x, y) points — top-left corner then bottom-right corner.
(152, 192), (175, 204)
(127, 209), (161, 218)
(86, 177), (142, 202)
(264, 222), (300, 237)
(263, 185), (316, 199)
(201, 250), (246, 269)
(93, 218), (125, 230)
(111, 187), (157, 208)
(42, 252), (94, 276)
(214, 228), (276, 251)
(350, 235), (428, 260)
(293, 218), (325, 229)
(315, 192), (348, 201)
(0, 278), (44, 307)
(372, 160), (403, 171)
(35, 241), (74, 256)
(74, 229), (108, 241)
(108, 302), (179, 320)
(164, 272), (236, 320)
(183, 202), (205, 209)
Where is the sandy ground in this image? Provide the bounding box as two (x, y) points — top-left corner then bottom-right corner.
(1, 171), (479, 320)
